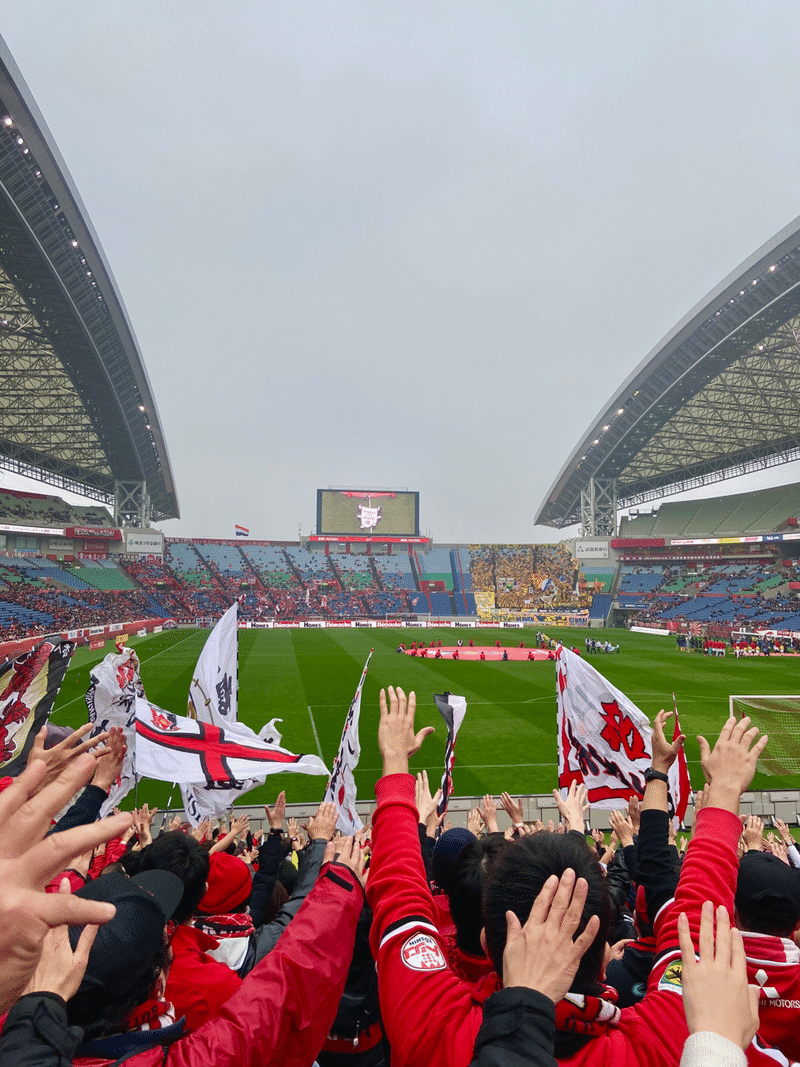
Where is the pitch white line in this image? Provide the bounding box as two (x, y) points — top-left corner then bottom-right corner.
(307, 706), (324, 761)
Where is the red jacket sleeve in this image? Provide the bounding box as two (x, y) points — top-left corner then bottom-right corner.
(365, 773), (486, 1067)
(160, 861), (365, 1067)
(88, 835), (127, 880)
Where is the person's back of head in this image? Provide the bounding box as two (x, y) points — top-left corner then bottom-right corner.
(447, 835), (507, 957)
(735, 851), (800, 938)
(483, 831), (611, 994)
(135, 830), (210, 923)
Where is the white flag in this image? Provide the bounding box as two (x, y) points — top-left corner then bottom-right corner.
(181, 604), (272, 823)
(86, 648), (145, 816)
(324, 651), (372, 834)
(556, 644), (689, 821)
(434, 692), (468, 817)
(136, 697), (328, 786)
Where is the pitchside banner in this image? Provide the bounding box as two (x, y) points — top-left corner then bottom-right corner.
(0, 639), (74, 775)
(555, 644), (691, 822)
(434, 692), (468, 817)
(324, 650), (373, 834)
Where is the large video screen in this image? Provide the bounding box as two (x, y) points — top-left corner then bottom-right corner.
(317, 490), (419, 537)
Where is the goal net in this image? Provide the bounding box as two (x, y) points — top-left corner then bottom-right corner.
(729, 694), (800, 776)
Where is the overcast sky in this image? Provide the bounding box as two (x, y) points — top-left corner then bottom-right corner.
(3, 2), (800, 542)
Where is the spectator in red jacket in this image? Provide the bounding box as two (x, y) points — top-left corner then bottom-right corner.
(366, 687), (770, 1067)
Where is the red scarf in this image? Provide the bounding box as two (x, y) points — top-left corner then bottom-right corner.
(127, 998), (176, 1032)
(555, 986), (621, 1036)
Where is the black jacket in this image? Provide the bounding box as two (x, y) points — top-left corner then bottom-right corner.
(469, 988), (557, 1067)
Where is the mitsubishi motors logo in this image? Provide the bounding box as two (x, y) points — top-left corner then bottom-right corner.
(754, 968), (780, 1000)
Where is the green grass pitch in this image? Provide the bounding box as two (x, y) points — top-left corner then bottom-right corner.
(49, 626), (800, 810)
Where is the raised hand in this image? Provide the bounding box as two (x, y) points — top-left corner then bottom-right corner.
(552, 782), (589, 833)
(306, 801), (337, 842)
(698, 716), (768, 814)
(265, 791), (286, 831)
(609, 808), (634, 847)
(168, 815), (183, 832)
(331, 834), (367, 887)
(378, 687), (434, 776)
(501, 869), (601, 1002)
(651, 708), (685, 774)
(414, 770), (441, 826)
(191, 817), (212, 842)
(0, 754), (131, 1013)
(742, 815), (764, 852)
(773, 816), (795, 848)
(478, 794), (500, 833)
(500, 792), (524, 825)
(627, 795), (641, 835)
(91, 726), (127, 793)
(26, 723), (109, 793)
(678, 902), (759, 1050)
(467, 808), (483, 837)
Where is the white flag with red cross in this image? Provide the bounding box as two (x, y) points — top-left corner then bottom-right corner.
(323, 650), (372, 834)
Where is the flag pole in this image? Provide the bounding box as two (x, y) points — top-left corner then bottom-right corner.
(161, 781), (177, 831)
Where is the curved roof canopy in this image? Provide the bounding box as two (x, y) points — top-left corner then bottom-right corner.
(536, 216), (800, 529)
(0, 36), (178, 521)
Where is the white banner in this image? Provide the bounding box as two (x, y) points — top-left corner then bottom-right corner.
(86, 648), (145, 816)
(350, 620), (376, 628)
(49, 538), (73, 553)
(555, 645), (690, 821)
(630, 626), (671, 636)
(125, 531), (164, 554)
(323, 650), (372, 833)
(576, 540), (610, 559)
(136, 697), (328, 785)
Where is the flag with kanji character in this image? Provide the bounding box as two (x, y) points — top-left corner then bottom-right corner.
(0, 638), (74, 776)
(136, 697), (328, 786)
(86, 646), (144, 815)
(323, 650), (372, 833)
(434, 692), (467, 817)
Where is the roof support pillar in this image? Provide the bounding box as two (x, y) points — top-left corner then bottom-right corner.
(580, 477), (617, 537)
(114, 479), (151, 528)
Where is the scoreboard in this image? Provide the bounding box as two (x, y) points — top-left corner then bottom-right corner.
(316, 489), (420, 538)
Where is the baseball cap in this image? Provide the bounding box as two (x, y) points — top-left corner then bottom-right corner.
(68, 870), (184, 999)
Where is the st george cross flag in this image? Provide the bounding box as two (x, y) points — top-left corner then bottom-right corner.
(0, 638), (74, 775)
(86, 647), (145, 816)
(323, 649), (372, 834)
(556, 645), (692, 821)
(136, 697), (328, 786)
(434, 692), (468, 817)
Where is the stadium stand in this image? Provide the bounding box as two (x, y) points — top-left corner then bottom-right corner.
(0, 487), (114, 529)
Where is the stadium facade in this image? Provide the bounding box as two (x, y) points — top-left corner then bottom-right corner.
(0, 35), (178, 526)
(536, 215), (800, 536)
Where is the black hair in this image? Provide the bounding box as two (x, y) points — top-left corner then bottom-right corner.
(134, 831), (210, 923)
(736, 899), (800, 938)
(67, 944), (170, 1040)
(483, 832), (611, 993)
(446, 834), (507, 957)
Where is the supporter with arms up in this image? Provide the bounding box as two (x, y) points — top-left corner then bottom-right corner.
(366, 687), (770, 1067)
(0, 836), (366, 1067)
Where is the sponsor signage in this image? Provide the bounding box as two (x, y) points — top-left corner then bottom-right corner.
(303, 621), (326, 628)
(351, 620), (376, 628)
(452, 621), (476, 627)
(630, 625), (672, 636)
(125, 531), (164, 554)
(308, 534), (429, 544)
(67, 526), (122, 541)
(89, 638), (105, 650)
(0, 522), (60, 536)
(576, 540), (610, 559)
(89, 626), (105, 636)
(48, 538), (74, 553)
(672, 532), (800, 547)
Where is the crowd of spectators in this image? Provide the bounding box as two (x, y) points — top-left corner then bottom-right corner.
(0, 578), (163, 642)
(469, 544), (584, 610)
(0, 686), (792, 1067)
(0, 488), (113, 528)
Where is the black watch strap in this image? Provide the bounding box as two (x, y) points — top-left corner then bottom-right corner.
(643, 768), (670, 785)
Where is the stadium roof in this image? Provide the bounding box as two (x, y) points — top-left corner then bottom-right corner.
(536, 215), (800, 529)
(0, 36), (178, 521)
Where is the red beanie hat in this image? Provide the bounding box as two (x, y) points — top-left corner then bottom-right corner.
(199, 853), (252, 914)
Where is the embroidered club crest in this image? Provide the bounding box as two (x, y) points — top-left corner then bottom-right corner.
(400, 933), (446, 972)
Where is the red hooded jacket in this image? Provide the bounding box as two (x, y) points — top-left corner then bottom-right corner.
(365, 773), (790, 1067)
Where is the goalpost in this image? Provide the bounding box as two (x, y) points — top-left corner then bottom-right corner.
(729, 694), (800, 776)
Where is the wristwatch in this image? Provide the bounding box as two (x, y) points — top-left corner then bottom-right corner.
(643, 768), (670, 785)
